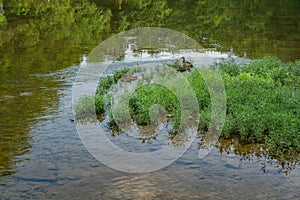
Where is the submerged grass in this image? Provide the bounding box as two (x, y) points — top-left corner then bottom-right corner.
(75, 57), (299, 160)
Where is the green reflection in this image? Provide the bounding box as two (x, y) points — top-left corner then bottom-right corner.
(0, 0), (299, 177)
(0, 0), (111, 176)
(95, 0), (300, 61)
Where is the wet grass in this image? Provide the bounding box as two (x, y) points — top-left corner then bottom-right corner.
(74, 68), (130, 118)
(219, 57), (299, 159)
(129, 84), (181, 127)
(75, 57), (299, 160)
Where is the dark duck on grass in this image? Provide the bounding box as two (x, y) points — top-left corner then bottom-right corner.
(177, 56), (194, 72)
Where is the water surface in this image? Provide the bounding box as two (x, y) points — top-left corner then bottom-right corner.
(0, 0), (299, 199)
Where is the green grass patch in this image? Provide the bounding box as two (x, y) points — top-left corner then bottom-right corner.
(75, 57), (299, 160)
(129, 84), (181, 128)
(74, 68), (129, 118)
(220, 57), (299, 158)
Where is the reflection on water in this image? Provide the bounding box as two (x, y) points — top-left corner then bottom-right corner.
(0, 67), (76, 177)
(0, 0), (106, 176)
(0, 62), (60, 177)
(219, 135), (299, 175)
(0, 0), (299, 198)
(1, 57), (299, 198)
(97, 0), (300, 61)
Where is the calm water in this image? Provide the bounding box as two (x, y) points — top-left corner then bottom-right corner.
(0, 0), (299, 199)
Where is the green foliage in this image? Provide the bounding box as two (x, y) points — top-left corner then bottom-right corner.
(0, 13), (5, 25)
(74, 94), (104, 118)
(167, 60), (181, 70)
(2, 0), (299, 60)
(0, 0), (5, 25)
(129, 84), (181, 128)
(8, 1), (30, 16)
(187, 70), (210, 110)
(74, 95), (96, 118)
(95, 67), (210, 133)
(1, 0), (111, 48)
(117, 0), (171, 28)
(220, 57), (300, 157)
(76, 58), (299, 159)
(113, 68), (131, 82)
(219, 63), (241, 77)
(95, 94), (105, 114)
(75, 68), (129, 119)
(96, 76), (114, 95)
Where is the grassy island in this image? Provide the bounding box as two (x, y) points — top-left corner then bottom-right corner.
(75, 57), (299, 160)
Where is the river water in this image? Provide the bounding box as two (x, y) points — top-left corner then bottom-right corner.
(1, 56), (299, 199)
(0, 1), (299, 199)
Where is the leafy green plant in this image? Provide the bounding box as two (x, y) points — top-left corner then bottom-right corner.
(76, 57), (300, 160)
(220, 57), (300, 158)
(74, 95), (96, 119)
(75, 68), (129, 119)
(128, 84), (181, 128)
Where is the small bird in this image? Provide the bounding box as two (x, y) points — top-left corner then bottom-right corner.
(177, 56), (193, 72)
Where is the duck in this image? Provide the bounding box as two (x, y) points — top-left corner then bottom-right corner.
(181, 56), (194, 69)
(177, 56), (193, 72)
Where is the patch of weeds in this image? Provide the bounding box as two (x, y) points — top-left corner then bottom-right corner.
(75, 57), (300, 161)
(167, 60), (181, 70)
(220, 57), (300, 159)
(129, 84), (181, 129)
(75, 68), (130, 119)
(74, 95), (96, 119)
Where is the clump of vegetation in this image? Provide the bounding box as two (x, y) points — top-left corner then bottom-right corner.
(129, 84), (181, 128)
(74, 95), (101, 119)
(76, 57), (299, 160)
(0, 0), (5, 25)
(219, 57), (299, 159)
(75, 68), (129, 118)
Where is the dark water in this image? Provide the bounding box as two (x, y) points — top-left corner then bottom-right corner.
(0, 0), (299, 199)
